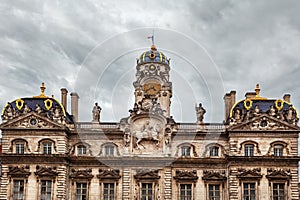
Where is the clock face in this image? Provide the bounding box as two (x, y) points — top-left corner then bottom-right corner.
(144, 83), (161, 95)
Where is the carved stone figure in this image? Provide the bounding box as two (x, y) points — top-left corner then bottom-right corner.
(195, 103), (206, 123)
(35, 104), (43, 114)
(253, 105), (261, 117)
(233, 108), (242, 123)
(268, 105), (276, 117)
(285, 105), (297, 125)
(23, 104), (31, 114)
(2, 103), (15, 121)
(52, 105), (63, 123)
(133, 121), (161, 149)
(92, 102), (101, 122)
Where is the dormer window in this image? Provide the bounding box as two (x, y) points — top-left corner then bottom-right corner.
(244, 144), (254, 157)
(16, 143), (25, 154)
(274, 144), (283, 157)
(43, 142), (52, 154)
(105, 145), (114, 157)
(77, 145), (87, 155)
(181, 146), (191, 157)
(209, 146), (219, 157)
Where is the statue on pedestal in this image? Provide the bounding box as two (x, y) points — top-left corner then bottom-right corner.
(92, 102), (102, 122)
(195, 103), (206, 124)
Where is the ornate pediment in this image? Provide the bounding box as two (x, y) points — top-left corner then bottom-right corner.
(34, 165), (58, 178)
(174, 170), (198, 182)
(266, 168), (291, 180)
(202, 170), (226, 181)
(228, 114), (300, 131)
(0, 112), (65, 129)
(69, 169), (93, 180)
(237, 168), (262, 179)
(97, 169), (121, 180)
(134, 169), (160, 181)
(8, 166), (31, 178)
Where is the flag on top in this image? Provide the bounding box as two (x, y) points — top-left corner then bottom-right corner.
(147, 35), (154, 45)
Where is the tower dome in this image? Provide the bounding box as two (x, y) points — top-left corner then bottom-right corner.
(137, 45), (169, 65)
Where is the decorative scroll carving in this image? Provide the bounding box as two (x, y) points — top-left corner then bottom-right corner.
(174, 170), (198, 182)
(202, 170), (226, 181)
(134, 169), (160, 181)
(237, 168), (262, 179)
(69, 169), (93, 181)
(266, 168), (291, 180)
(8, 166), (31, 178)
(97, 169), (121, 180)
(35, 166), (58, 179)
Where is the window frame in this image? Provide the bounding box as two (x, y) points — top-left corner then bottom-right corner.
(42, 142), (52, 155)
(77, 145), (87, 156)
(76, 182), (88, 200)
(104, 145), (115, 157)
(273, 144), (283, 157)
(209, 146), (219, 157)
(15, 143), (25, 154)
(13, 179), (25, 200)
(208, 184), (220, 200)
(40, 180), (52, 200)
(242, 182), (256, 200)
(244, 144), (254, 157)
(179, 183), (193, 200)
(181, 146), (191, 157)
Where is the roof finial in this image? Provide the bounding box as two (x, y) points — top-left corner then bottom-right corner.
(33, 82), (48, 98)
(255, 83), (260, 97)
(148, 30), (156, 50)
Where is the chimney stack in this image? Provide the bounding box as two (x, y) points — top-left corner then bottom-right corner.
(224, 91), (236, 122)
(70, 92), (79, 122)
(283, 94), (291, 103)
(61, 88), (68, 110)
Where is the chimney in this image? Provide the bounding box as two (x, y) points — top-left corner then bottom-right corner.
(245, 92), (256, 99)
(283, 94), (291, 103)
(224, 90), (236, 121)
(70, 92), (79, 122)
(61, 88), (68, 110)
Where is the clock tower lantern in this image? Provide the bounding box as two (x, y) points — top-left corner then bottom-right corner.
(133, 45), (172, 117)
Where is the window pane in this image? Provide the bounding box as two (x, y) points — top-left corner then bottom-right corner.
(209, 146), (219, 156)
(16, 143), (25, 154)
(103, 183), (114, 200)
(41, 180), (52, 200)
(181, 146), (191, 156)
(76, 183), (87, 200)
(78, 145), (87, 155)
(209, 184), (220, 200)
(273, 183), (285, 200)
(274, 145), (283, 156)
(180, 184), (192, 200)
(142, 183), (153, 200)
(105, 146), (114, 156)
(13, 180), (24, 200)
(243, 183), (255, 200)
(43, 143), (52, 154)
(244, 144), (254, 156)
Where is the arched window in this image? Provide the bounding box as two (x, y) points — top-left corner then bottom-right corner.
(244, 144), (254, 157)
(209, 146), (219, 157)
(274, 144), (283, 157)
(37, 139), (56, 154)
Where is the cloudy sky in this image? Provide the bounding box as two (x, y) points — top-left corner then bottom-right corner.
(1, 0), (300, 123)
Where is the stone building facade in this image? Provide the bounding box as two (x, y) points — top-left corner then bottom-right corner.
(0, 45), (299, 200)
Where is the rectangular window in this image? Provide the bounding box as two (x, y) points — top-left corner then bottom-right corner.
(43, 143), (52, 154)
(244, 144), (254, 156)
(40, 180), (52, 200)
(76, 182), (87, 200)
(274, 145), (283, 157)
(16, 143), (24, 154)
(141, 183), (153, 200)
(105, 146), (114, 156)
(209, 184), (220, 200)
(273, 183), (285, 200)
(77, 146), (87, 155)
(181, 146), (191, 156)
(103, 183), (114, 200)
(180, 184), (192, 200)
(209, 146), (219, 157)
(13, 180), (24, 200)
(243, 183), (256, 200)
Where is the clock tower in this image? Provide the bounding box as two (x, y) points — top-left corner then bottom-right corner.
(133, 45), (172, 117)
